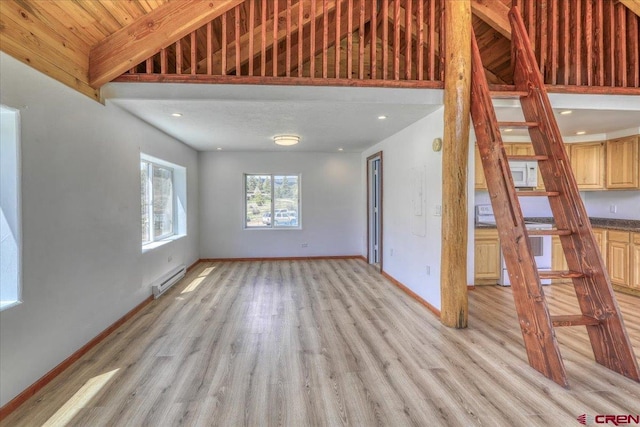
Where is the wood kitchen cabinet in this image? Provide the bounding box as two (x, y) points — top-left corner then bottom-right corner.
(633, 233), (640, 290)
(607, 231), (631, 287)
(551, 236), (569, 283)
(474, 145), (487, 190)
(592, 228), (607, 259)
(606, 135), (639, 189)
(474, 229), (501, 285)
(569, 142), (606, 190)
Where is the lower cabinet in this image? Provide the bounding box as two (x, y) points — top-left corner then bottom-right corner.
(607, 231), (631, 287)
(632, 233), (640, 290)
(474, 229), (501, 285)
(551, 235), (568, 283)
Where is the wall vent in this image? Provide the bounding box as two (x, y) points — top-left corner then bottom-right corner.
(151, 265), (186, 299)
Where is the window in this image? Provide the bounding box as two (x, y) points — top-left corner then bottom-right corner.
(1, 105), (21, 310)
(140, 154), (187, 249)
(245, 174), (300, 229)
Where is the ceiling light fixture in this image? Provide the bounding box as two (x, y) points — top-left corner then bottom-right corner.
(338, 148), (344, 151)
(217, 147), (222, 151)
(378, 115), (387, 120)
(171, 113), (183, 117)
(560, 110), (573, 115)
(576, 131), (587, 135)
(504, 128), (513, 132)
(273, 135), (300, 146)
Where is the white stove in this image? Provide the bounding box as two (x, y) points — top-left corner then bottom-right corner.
(475, 205), (553, 286)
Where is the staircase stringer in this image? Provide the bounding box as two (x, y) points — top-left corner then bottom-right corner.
(470, 31), (569, 387)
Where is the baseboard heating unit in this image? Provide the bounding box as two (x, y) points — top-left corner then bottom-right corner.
(151, 265), (186, 299)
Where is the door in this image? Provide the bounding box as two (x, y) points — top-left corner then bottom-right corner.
(367, 152), (383, 269)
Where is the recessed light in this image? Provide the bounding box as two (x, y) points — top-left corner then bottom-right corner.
(274, 135), (300, 146)
(338, 148), (344, 151)
(216, 147), (222, 151)
(576, 131), (587, 135)
(504, 128), (513, 132)
(171, 113), (183, 117)
(560, 110), (573, 115)
(378, 115), (387, 120)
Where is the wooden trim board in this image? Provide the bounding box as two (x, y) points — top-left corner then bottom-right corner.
(0, 295), (154, 421)
(200, 255), (365, 262)
(381, 271), (441, 318)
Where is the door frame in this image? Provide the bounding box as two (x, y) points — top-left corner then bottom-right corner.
(366, 151), (383, 271)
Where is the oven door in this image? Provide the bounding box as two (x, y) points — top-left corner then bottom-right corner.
(500, 234), (553, 286)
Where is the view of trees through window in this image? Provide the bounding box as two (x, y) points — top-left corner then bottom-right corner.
(141, 160), (174, 244)
(245, 174), (300, 228)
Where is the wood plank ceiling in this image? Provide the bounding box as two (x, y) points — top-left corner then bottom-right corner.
(0, 0), (639, 100)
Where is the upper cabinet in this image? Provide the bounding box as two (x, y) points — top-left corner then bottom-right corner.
(474, 145), (487, 190)
(606, 135), (639, 189)
(569, 142), (606, 190)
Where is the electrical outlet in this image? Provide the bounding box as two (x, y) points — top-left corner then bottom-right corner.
(609, 205), (617, 213)
(434, 205), (442, 216)
(301, 243), (308, 248)
(426, 265), (431, 275)
(390, 248), (394, 256)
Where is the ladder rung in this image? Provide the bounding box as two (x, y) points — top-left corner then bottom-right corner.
(516, 191), (560, 197)
(538, 270), (586, 279)
(507, 155), (549, 161)
(490, 90), (529, 98)
(551, 315), (601, 327)
(498, 121), (539, 128)
(527, 229), (572, 236)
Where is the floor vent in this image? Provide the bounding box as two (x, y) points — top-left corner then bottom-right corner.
(151, 265), (186, 299)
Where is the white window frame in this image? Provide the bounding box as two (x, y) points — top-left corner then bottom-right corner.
(244, 173), (301, 230)
(141, 153), (187, 251)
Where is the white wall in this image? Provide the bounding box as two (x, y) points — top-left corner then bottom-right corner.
(362, 109), (475, 310)
(583, 191), (640, 220)
(199, 151), (362, 258)
(0, 53), (199, 406)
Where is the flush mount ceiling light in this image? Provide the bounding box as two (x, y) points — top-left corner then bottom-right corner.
(338, 148), (344, 151)
(560, 110), (573, 115)
(576, 131), (587, 135)
(378, 115), (387, 120)
(171, 113), (183, 117)
(504, 128), (513, 132)
(273, 135), (300, 146)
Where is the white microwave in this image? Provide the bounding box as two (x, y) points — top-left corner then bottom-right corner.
(509, 160), (538, 188)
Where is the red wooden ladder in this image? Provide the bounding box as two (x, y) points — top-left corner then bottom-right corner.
(470, 6), (640, 387)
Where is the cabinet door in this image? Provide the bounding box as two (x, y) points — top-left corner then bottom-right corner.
(569, 142), (606, 190)
(633, 234), (640, 290)
(592, 228), (607, 261)
(551, 236), (569, 283)
(509, 144), (535, 156)
(607, 231), (630, 286)
(475, 230), (501, 284)
(606, 135), (639, 189)
(475, 145), (487, 190)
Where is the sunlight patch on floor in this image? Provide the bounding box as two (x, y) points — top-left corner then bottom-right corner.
(181, 266), (216, 294)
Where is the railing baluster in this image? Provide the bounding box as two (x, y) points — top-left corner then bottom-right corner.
(405, 0), (412, 80)
(249, 0), (255, 76)
(336, 0), (341, 78)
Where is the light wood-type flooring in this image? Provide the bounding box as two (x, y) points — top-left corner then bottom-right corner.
(4, 259), (640, 426)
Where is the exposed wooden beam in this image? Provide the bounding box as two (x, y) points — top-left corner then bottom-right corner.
(441, 0), (471, 329)
(619, 0), (640, 17)
(471, 0), (511, 40)
(89, 0), (244, 88)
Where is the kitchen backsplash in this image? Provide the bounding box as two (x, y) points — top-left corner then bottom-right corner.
(475, 190), (640, 220)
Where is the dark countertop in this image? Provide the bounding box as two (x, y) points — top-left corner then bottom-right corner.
(476, 217), (640, 233)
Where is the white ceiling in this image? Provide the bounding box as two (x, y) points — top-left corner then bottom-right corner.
(104, 83), (640, 152)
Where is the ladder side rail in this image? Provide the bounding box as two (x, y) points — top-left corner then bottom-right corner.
(470, 30), (569, 387)
(508, 6), (640, 381)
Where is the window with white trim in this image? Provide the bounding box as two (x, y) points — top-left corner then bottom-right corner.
(141, 154), (187, 249)
(245, 174), (300, 229)
(1, 105), (21, 310)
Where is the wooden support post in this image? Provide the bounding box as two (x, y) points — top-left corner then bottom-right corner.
(441, 0), (471, 329)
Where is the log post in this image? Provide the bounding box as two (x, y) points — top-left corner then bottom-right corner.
(441, 0), (471, 329)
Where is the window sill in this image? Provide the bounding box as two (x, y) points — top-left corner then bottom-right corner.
(142, 234), (186, 253)
(0, 300), (22, 312)
(244, 227), (302, 231)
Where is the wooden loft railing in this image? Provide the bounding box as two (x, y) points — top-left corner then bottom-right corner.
(512, 0), (640, 91)
(113, 0), (445, 88)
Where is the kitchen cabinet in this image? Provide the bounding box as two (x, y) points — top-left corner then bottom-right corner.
(475, 229), (501, 285)
(633, 233), (640, 290)
(474, 145), (487, 190)
(607, 231), (631, 287)
(551, 236), (569, 283)
(606, 135), (639, 189)
(593, 228), (607, 259)
(569, 142), (606, 190)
